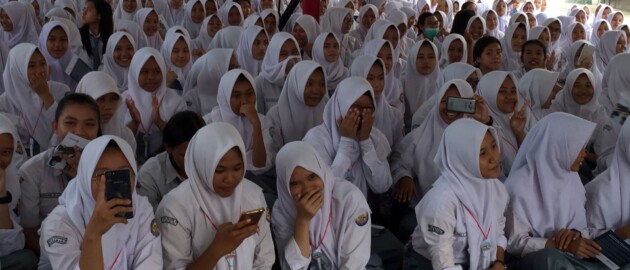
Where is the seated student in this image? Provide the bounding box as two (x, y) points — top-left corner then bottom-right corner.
(473, 36), (503, 75)
(505, 112), (609, 269)
(122, 47), (186, 164)
(511, 39), (547, 81)
(484, 9), (505, 39)
(0, 115), (37, 270)
(349, 4), (378, 45)
(75, 71), (137, 152)
(500, 22), (528, 72)
(19, 93), (101, 255)
(517, 68), (561, 125)
(0, 43), (70, 155)
(134, 8), (163, 50)
(466, 16), (487, 46)
(312, 32), (349, 94)
(303, 76), (392, 197)
(205, 69), (274, 176)
(266, 61), (327, 151)
(160, 32), (193, 91)
(586, 120), (630, 244)
(193, 14), (221, 51)
(260, 9), (278, 38)
(556, 22), (587, 73)
(236, 25), (268, 77)
(182, 0), (205, 38)
(218, 2), (243, 27)
(350, 55), (404, 147)
(405, 118), (509, 270)
(362, 39), (405, 113)
(255, 32), (301, 114)
(38, 21), (84, 90)
(402, 40), (440, 121)
(102, 32), (136, 93)
(438, 34), (468, 69)
(39, 136), (163, 269)
(208, 26), (243, 50)
(319, 7), (360, 65)
(137, 111), (205, 211)
(477, 71), (529, 178)
(156, 122), (275, 269)
(290, 15), (321, 61)
(595, 30), (626, 75)
(272, 141), (372, 269)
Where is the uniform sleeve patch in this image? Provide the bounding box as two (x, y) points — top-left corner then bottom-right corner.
(46, 236), (67, 247)
(428, 224), (445, 235)
(355, 212), (369, 226)
(266, 207), (271, 222)
(151, 219), (160, 237)
(160, 216), (179, 226)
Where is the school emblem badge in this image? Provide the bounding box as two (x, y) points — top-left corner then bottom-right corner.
(355, 212), (369, 226)
(15, 141), (23, 155)
(151, 219), (160, 237)
(266, 208), (271, 222)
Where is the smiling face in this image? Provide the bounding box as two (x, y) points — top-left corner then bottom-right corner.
(191, 2), (205, 24)
(611, 13), (624, 29)
(113, 36), (134, 68)
(439, 86), (464, 124)
(486, 11), (498, 30)
(170, 37), (191, 68)
(479, 131), (501, 178)
(511, 25), (527, 52)
(574, 10), (586, 24)
(123, 0), (137, 13)
(496, 76), (517, 113)
(213, 147), (244, 197)
(207, 16), (222, 37)
(477, 42), (502, 72)
(53, 103), (100, 141)
(322, 34), (339, 63)
(469, 19), (484, 40)
(0, 9), (13, 32)
(522, 42), (545, 70)
(416, 43), (437, 75)
(143, 11), (159, 36)
(571, 24), (586, 42)
(571, 73), (594, 105)
(303, 68), (326, 107)
(616, 35), (627, 54)
(47, 26), (69, 59)
(289, 166), (324, 200)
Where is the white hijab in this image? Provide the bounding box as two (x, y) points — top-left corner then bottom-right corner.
(500, 22), (528, 71)
(0, 2), (39, 48)
(195, 15), (219, 51)
(294, 15), (320, 49)
(312, 32), (349, 93)
(183, 0), (204, 38)
(58, 135), (147, 269)
(260, 9), (279, 37)
(483, 9), (504, 38)
(134, 8), (163, 50)
(543, 17), (563, 53)
(586, 119), (630, 236)
(243, 14), (262, 29)
(53, 0), (79, 25)
(362, 39), (403, 113)
(320, 7), (352, 41)
(432, 118), (509, 270)
(269, 61), (326, 144)
(589, 19), (610, 46)
(102, 32), (136, 92)
(517, 68), (559, 123)
(260, 32), (301, 86)
(402, 40), (440, 116)
(113, 0), (142, 21)
(218, 2), (243, 27)
(160, 32), (192, 81)
(115, 20), (149, 50)
(236, 26), (266, 77)
(352, 4), (379, 43)
(559, 40), (600, 83)
(0, 113), (24, 211)
(166, 0), (184, 25)
(552, 68), (608, 125)
(208, 69), (256, 149)
(209, 26), (243, 49)
(557, 22), (584, 57)
(196, 48), (234, 115)
(505, 112), (595, 238)
(439, 34), (468, 69)
(38, 21), (77, 88)
(493, 0), (509, 32)
(595, 30), (626, 73)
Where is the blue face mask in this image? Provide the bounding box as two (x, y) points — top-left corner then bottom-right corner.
(424, 28), (439, 38)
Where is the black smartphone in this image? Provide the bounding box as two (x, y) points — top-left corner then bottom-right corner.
(447, 96), (477, 114)
(105, 169), (134, 219)
(238, 208), (265, 225)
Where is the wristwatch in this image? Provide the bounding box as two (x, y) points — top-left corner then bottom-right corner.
(0, 191), (12, 204)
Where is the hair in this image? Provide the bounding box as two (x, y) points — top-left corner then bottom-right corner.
(55, 93), (103, 135)
(80, 0), (114, 57)
(105, 140), (122, 151)
(450, 9), (475, 35)
(520, 39), (547, 62)
(472, 36), (501, 67)
(235, 74), (252, 84)
(461, 2), (476, 11)
(417, 11), (436, 28)
(162, 111), (205, 147)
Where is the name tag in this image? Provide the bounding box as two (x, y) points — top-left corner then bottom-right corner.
(40, 193), (62, 199)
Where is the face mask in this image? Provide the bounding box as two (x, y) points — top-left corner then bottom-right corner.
(424, 28), (439, 38)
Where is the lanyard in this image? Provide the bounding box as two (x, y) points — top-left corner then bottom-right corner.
(108, 247), (124, 270)
(137, 95), (166, 135)
(462, 204), (491, 241)
(310, 206), (333, 252)
(20, 103), (45, 141)
(201, 207), (243, 270)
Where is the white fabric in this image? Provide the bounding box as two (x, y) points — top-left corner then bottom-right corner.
(37, 21), (78, 89)
(184, 48), (233, 116)
(236, 26), (265, 77)
(362, 39), (405, 113)
(0, 2), (39, 48)
(259, 32), (300, 86)
(266, 60), (326, 146)
(349, 4), (378, 43)
(40, 135), (162, 269)
(493, 0), (509, 32)
(183, 0), (204, 38)
(500, 22), (528, 71)
(483, 9), (504, 39)
(134, 8), (163, 50)
(589, 19), (610, 46)
(599, 50), (630, 113)
(559, 40), (600, 84)
(402, 40), (440, 116)
(595, 30), (625, 74)
(113, 0), (142, 21)
(439, 34), (467, 69)
(160, 32), (192, 82)
(552, 68), (604, 123)
(102, 31), (136, 92)
(209, 26), (243, 49)
(505, 112), (595, 240)
(312, 32), (349, 93)
(517, 68), (559, 123)
(115, 19), (149, 50)
(218, 2), (243, 26)
(271, 141), (371, 269)
(194, 15), (218, 51)
(53, 0), (79, 25)
(75, 71), (137, 152)
(260, 9), (278, 37)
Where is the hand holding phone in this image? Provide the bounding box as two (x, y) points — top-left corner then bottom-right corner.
(86, 175), (133, 237)
(238, 208), (265, 226)
(447, 97), (477, 114)
(105, 169), (134, 219)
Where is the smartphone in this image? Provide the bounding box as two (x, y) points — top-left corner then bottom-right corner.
(47, 145), (75, 170)
(447, 97), (476, 114)
(238, 208), (265, 225)
(105, 169), (134, 219)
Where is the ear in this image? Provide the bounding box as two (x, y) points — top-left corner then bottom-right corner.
(52, 119), (58, 133)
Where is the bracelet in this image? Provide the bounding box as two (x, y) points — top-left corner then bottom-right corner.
(489, 259), (507, 269)
(0, 191), (12, 204)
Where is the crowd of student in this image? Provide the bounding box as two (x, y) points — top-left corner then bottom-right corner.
(0, 0), (629, 268)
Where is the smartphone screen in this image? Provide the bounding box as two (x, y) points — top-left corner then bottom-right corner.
(447, 97), (476, 114)
(105, 169), (134, 219)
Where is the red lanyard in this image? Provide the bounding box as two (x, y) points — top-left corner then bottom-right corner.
(138, 95), (165, 135)
(501, 135), (518, 152)
(201, 206), (242, 230)
(108, 247), (124, 270)
(20, 104), (45, 140)
(462, 204), (491, 240)
(310, 206), (333, 251)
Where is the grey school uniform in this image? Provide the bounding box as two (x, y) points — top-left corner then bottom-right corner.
(136, 151), (184, 211)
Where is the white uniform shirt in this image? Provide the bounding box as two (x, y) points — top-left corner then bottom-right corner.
(136, 151), (184, 211)
(0, 210), (25, 256)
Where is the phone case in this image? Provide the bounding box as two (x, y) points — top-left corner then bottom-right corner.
(105, 169), (134, 219)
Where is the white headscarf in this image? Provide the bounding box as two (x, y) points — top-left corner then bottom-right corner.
(466, 15), (487, 42)
(431, 118), (509, 270)
(493, 0), (509, 32)
(183, 0), (204, 37)
(209, 26), (243, 49)
(501, 22), (528, 71)
(595, 30), (626, 73)
(45, 7), (75, 23)
(260, 32), (301, 86)
(218, 2), (243, 26)
(517, 68), (559, 123)
(243, 14), (262, 29)
(0, 2), (39, 48)
(591, 4), (612, 29)
(0, 113), (24, 210)
(57, 135), (147, 269)
(236, 26), (266, 77)
(268, 61), (326, 144)
(606, 11), (624, 29)
(53, 0), (79, 25)
(509, 12), (529, 27)
(293, 15), (320, 48)
(196, 48), (234, 115)
(601, 53), (630, 113)
(102, 32), (136, 92)
(194, 15), (219, 51)
(113, 0), (142, 21)
(160, 32), (192, 81)
(320, 7), (352, 40)
(312, 32), (349, 93)
(134, 8), (163, 50)
(437, 62), (480, 90)
(558, 22), (584, 56)
(208, 69), (257, 149)
(505, 112), (595, 238)
(552, 68), (608, 126)
(543, 17), (563, 53)
(362, 39), (403, 113)
(586, 119), (630, 236)
(183, 53), (204, 93)
(37, 21), (77, 88)
(403, 40), (440, 115)
(352, 4), (378, 43)
(151, 0), (175, 28)
(483, 9), (504, 38)
(589, 19), (611, 46)
(75, 71), (136, 151)
(529, 26), (550, 53)
(166, 0), (184, 25)
(260, 9), (278, 37)
(439, 34), (468, 69)
(559, 40), (600, 83)
(115, 20), (149, 50)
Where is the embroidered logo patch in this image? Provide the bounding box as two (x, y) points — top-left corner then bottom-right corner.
(46, 236), (67, 247)
(266, 207), (271, 222)
(428, 224), (445, 235)
(355, 212), (369, 226)
(160, 216), (179, 226)
(151, 219), (160, 237)
(15, 141), (23, 155)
